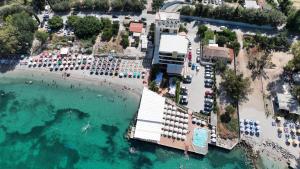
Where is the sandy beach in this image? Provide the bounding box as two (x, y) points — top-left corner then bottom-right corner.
(0, 66), (145, 99)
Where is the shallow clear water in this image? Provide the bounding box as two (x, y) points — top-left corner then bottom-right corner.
(0, 76), (252, 169)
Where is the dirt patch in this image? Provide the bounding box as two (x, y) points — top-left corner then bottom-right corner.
(94, 35), (124, 55)
(217, 106), (239, 139)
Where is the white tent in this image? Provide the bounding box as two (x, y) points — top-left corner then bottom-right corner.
(211, 134), (216, 137)
(211, 138), (216, 142)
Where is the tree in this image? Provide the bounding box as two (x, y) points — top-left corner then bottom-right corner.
(220, 69), (251, 103)
(216, 35), (228, 47)
(238, 0), (245, 6)
(74, 16), (101, 39)
(48, 16), (63, 31)
(292, 85), (300, 101)
(120, 33), (129, 48)
(152, 0), (164, 11)
(225, 105), (236, 114)
(0, 11), (38, 55)
(278, 0), (294, 16)
(179, 24), (188, 33)
(123, 0), (145, 12)
(287, 10), (300, 33)
(51, 0), (71, 12)
(228, 40), (240, 56)
(112, 22), (119, 36)
(32, 0), (46, 11)
(101, 28), (113, 41)
(82, 0), (94, 10)
(149, 81), (159, 92)
(94, 0), (109, 12)
(197, 25), (208, 38)
(215, 60), (227, 74)
(35, 30), (49, 43)
(111, 0), (124, 11)
(66, 15), (80, 29)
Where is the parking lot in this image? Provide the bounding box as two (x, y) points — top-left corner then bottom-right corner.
(179, 24), (215, 115)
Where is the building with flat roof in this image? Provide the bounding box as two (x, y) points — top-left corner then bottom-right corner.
(202, 46), (233, 63)
(276, 93), (300, 115)
(131, 87), (209, 155)
(133, 88), (166, 142)
(153, 34), (189, 74)
(244, 0), (260, 9)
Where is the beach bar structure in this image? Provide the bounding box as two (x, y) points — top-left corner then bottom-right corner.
(131, 88), (209, 155)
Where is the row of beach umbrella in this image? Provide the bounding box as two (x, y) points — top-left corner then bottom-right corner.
(192, 118), (207, 126)
(161, 131), (187, 140)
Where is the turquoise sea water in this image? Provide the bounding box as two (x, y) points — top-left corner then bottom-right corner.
(0, 76), (253, 169)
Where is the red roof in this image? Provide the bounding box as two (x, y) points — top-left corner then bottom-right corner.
(129, 22), (143, 33)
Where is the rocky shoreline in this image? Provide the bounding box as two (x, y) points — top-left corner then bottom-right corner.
(238, 137), (298, 169)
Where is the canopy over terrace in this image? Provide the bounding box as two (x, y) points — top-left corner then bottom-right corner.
(134, 88), (166, 142)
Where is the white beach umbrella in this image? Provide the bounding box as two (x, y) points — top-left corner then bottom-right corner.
(172, 111), (176, 115)
(163, 130), (168, 136)
(178, 128), (183, 133)
(240, 122), (244, 126)
(192, 118), (197, 123)
(177, 134), (182, 139)
(174, 122), (179, 127)
(255, 121), (260, 125)
(165, 120), (170, 125)
(184, 114), (189, 118)
(212, 126), (216, 129)
(245, 119), (250, 124)
(168, 132), (172, 136)
(75, 64), (79, 68)
(170, 121), (175, 126)
(59, 65), (64, 69)
(256, 126), (261, 130)
(167, 110), (172, 114)
(240, 128), (245, 132)
(249, 120), (254, 125)
(278, 127), (283, 132)
(196, 120), (202, 125)
(184, 119), (189, 123)
(211, 134), (216, 138)
(171, 116), (176, 121)
(211, 138), (216, 143)
(172, 106), (177, 111)
(164, 126), (170, 131)
(276, 117), (282, 121)
(183, 129), (188, 134)
(180, 113), (185, 117)
(211, 130), (216, 134)
(245, 128), (251, 133)
(178, 118), (184, 122)
(172, 133), (177, 138)
(175, 117), (180, 122)
(176, 111), (181, 116)
(201, 121), (207, 126)
(70, 65), (73, 68)
(167, 115), (171, 120)
(169, 126), (174, 131)
(245, 124), (250, 128)
(168, 105), (172, 110)
(179, 123), (184, 128)
(256, 129), (261, 133)
(181, 135), (186, 140)
(164, 105), (168, 109)
(183, 124), (188, 129)
(174, 128), (179, 132)
(291, 128), (296, 133)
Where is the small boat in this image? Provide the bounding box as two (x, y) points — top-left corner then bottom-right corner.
(81, 121), (91, 133)
(129, 147), (136, 154)
(25, 80), (33, 84)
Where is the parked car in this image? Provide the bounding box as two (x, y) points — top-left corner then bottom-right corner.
(205, 91), (213, 96)
(196, 48), (201, 55)
(188, 61), (192, 67)
(191, 63), (196, 70)
(183, 75), (192, 83)
(204, 102), (213, 107)
(204, 79), (214, 83)
(196, 66), (200, 72)
(180, 96), (188, 105)
(205, 98), (213, 103)
(204, 106), (212, 112)
(205, 73), (213, 79)
(196, 56), (200, 63)
(205, 65), (212, 69)
(189, 46), (192, 51)
(205, 94), (213, 99)
(205, 82), (213, 88)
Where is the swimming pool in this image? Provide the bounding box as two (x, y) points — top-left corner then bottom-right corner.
(193, 128), (208, 147)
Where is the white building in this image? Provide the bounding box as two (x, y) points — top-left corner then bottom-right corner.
(153, 34), (189, 74)
(154, 11), (180, 49)
(133, 88), (166, 143)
